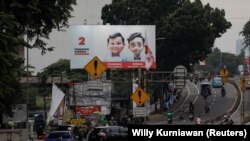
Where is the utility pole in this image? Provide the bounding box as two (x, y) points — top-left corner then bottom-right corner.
(143, 71), (147, 124)
(73, 83), (76, 118)
(242, 91), (245, 124)
(26, 40), (30, 133)
(240, 77), (246, 124)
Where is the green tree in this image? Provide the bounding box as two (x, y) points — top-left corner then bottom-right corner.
(240, 20), (250, 48)
(36, 59), (88, 115)
(41, 59), (88, 83)
(101, 0), (231, 71)
(201, 48), (243, 76)
(0, 11), (25, 126)
(0, 0), (76, 125)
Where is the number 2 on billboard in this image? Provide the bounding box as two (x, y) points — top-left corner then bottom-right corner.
(79, 36), (85, 45)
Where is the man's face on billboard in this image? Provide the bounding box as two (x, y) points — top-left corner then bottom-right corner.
(128, 37), (144, 56)
(107, 37), (124, 56)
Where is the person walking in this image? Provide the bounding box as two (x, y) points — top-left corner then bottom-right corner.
(195, 116), (201, 125)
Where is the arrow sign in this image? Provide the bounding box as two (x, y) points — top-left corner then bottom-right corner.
(84, 56), (107, 79)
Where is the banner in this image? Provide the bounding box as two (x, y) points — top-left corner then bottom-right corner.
(70, 25), (156, 69)
(76, 106), (101, 116)
(47, 83), (65, 123)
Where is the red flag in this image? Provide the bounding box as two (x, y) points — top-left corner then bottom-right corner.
(244, 57), (250, 65)
(144, 30), (155, 70)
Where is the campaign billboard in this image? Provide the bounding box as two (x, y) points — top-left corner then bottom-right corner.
(70, 25), (156, 70)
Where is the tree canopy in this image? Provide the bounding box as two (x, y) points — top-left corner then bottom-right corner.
(203, 48), (242, 76)
(240, 19), (250, 48)
(39, 59), (88, 82)
(101, 0), (231, 71)
(0, 0), (76, 125)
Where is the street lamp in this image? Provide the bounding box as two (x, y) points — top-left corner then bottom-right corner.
(26, 33), (30, 133)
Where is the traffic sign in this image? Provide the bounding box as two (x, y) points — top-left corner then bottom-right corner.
(220, 68), (229, 77)
(131, 87), (149, 107)
(133, 107), (147, 117)
(84, 56), (107, 79)
(240, 77), (247, 92)
(174, 65), (187, 89)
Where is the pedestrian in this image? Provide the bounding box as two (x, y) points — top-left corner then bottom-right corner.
(195, 116), (201, 125)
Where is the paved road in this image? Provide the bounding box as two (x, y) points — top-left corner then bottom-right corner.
(149, 79), (238, 125)
(229, 77), (250, 124)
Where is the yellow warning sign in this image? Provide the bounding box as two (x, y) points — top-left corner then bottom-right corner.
(84, 56), (107, 79)
(131, 87), (149, 107)
(220, 68), (229, 78)
(240, 77), (247, 93)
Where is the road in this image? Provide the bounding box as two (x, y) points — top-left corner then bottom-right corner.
(150, 79), (239, 125)
(229, 77), (250, 124)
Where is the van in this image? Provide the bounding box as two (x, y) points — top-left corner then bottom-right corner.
(200, 82), (212, 96)
(212, 76), (223, 88)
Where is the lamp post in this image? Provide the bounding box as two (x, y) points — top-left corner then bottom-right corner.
(26, 34), (30, 133)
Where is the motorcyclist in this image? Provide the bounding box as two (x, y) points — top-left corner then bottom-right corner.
(189, 102), (194, 114)
(221, 86), (226, 97)
(179, 107), (184, 120)
(204, 101), (210, 113)
(189, 102), (194, 121)
(167, 112), (173, 124)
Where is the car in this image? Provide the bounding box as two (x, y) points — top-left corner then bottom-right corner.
(212, 76), (223, 88)
(87, 126), (128, 141)
(200, 82), (212, 96)
(45, 131), (75, 141)
(55, 125), (80, 139)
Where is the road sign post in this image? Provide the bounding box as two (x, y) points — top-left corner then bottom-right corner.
(240, 77), (247, 93)
(240, 77), (247, 124)
(220, 68), (229, 84)
(174, 65), (187, 89)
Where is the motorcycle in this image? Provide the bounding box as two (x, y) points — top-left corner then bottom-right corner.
(221, 119), (234, 125)
(204, 102), (210, 113)
(168, 117), (173, 124)
(179, 111), (184, 120)
(221, 88), (226, 97)
(204, 105), (210, 113)
(194, 78), (198, 84)
(189, 113), (194, 121)
(167, 112), (173, 124)
(178, 107), (184, 120)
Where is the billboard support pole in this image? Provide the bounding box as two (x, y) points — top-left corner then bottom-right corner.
(143, 70), (147, 124)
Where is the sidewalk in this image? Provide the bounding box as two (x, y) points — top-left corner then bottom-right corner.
(147, 86), (188, 123)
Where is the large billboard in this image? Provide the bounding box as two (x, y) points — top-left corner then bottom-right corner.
(70, 25), (156, 70)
